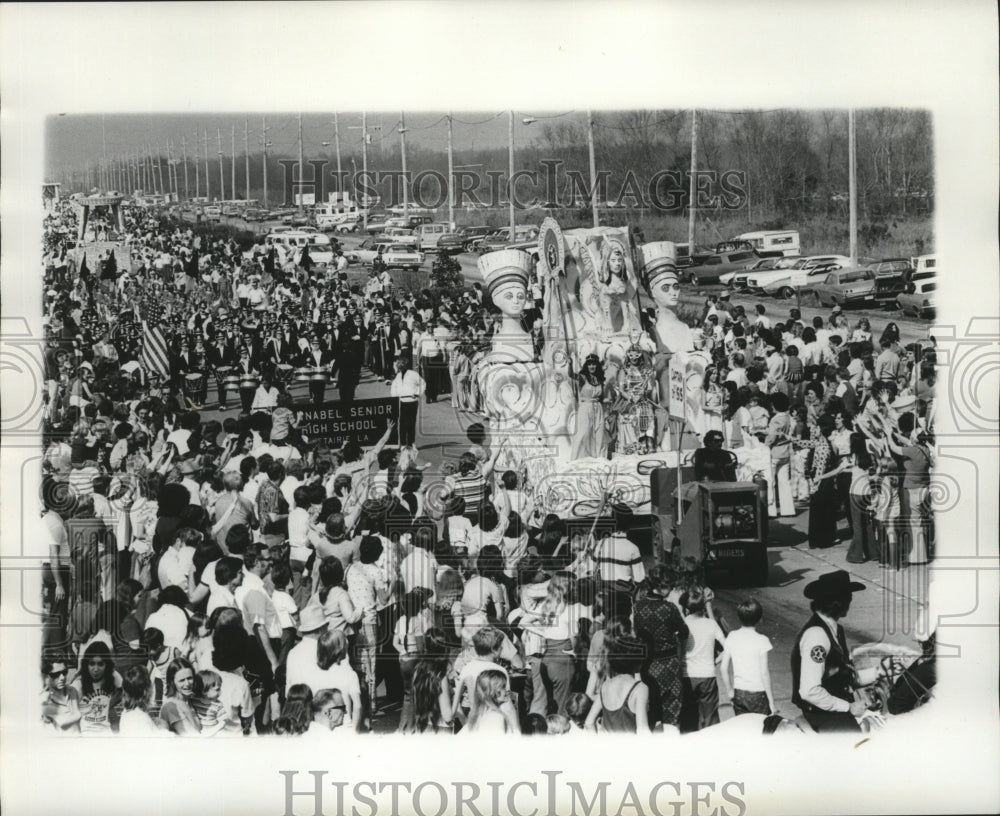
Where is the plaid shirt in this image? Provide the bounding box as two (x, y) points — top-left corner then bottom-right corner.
(256, 479), (283, 532)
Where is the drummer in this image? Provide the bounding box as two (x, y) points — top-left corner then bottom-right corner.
(300, 336), (336, 405)
(236, 349), (261, 415)
(205, 334), (238, 410)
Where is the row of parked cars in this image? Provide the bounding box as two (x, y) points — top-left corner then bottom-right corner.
(714, 252), (937, 318)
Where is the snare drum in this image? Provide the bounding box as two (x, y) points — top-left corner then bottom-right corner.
(240, 376), (260, 391)
(309, 369), (330, 384)
(276, 363), (294, 385)
(294, 367), (313, 383)
(220, 366), (241, 391)
(184, 372), (204, 397)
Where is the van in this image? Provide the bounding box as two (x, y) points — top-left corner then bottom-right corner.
(735, 230), (801, 257)
(417, 222), (455, 252)
(315, 200), (362, 231)
(406, 214), (433, 229)
(265, 230), (334, 265)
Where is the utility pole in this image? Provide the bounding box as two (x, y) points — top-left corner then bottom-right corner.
(231, 125), (236, 202)
(399, 111), (409, 216)
(262, 116), (269, 209)
(362, 111), (368, 229)
(204, 129), (211, 202)
(194, 133), (200, 199)
(157, 146), (166, 196)
(587, 110), (599, 228)
(297, 111), (304, 210)
(447, 111), (454, 226)
(848, 109), (858, 265)
(508, 110), (516, 240)
(244, 119), (250, 201)
(101, 114), (108, 191)
(217, 127), (225, 202)
(148, 145), (157, 195)
(181, 134), (189, 200)
(334, 113), (342, 195)
(687, 109), (698, 252)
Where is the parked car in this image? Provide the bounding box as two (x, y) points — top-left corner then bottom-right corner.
(332, 217), (362, 234)
(896, 278), (936, 318)
(364, 214), (390, 234)
(684, 250), (760, 284)
(377, 240), (424, 272)
(406, 214), (434, 229)
(806, 267), (878, 308)
(243, 208), (268, 222)
(203, 205), (222, 222)
(745, 255), (851, 297)
(346, 238), (422, 269)
(345, 238), (381, 265)
(417, 222), (455, 252)
(720, 256), (789, 287)
(479, 225), (540, 254)
(438, 225), (493, 253)
(678, 243), (717, 267)
(869, 257), (916, 307)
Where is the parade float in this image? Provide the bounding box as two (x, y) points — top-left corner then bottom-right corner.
(474, 218), (774, 559)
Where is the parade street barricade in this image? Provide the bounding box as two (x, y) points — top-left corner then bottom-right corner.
(296, 397), (396, 448)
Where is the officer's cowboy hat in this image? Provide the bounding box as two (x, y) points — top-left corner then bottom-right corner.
(803, 570), (866, 600)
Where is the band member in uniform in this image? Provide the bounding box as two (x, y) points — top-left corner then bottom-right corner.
(300, 337), (336, 405)
(235, 349), (261, 415)
(336, 317), (365, 405)
(790, 570), (878, 733)
(206, 334), (238, 409)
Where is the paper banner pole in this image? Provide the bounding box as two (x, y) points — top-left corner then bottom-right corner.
(675, 418), (686, 526)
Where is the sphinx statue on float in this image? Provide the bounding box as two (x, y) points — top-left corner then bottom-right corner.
(474, 246), (575, 488)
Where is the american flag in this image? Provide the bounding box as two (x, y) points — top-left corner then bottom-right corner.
(140, 320), (170, 380)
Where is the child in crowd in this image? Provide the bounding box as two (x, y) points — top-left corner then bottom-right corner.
(719, 597), (775, 717)
(680, 587), (726, 732)
(190, 669), (228, 736)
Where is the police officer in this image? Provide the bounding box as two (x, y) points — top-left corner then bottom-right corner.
(791, 570), (877, 733)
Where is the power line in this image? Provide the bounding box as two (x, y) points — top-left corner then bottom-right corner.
(450, 112), (504, 125)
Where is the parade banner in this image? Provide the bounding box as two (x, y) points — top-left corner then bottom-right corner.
(296, 397), (396, 446)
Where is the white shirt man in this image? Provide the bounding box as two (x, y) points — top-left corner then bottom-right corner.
(390, 369), (425, 400)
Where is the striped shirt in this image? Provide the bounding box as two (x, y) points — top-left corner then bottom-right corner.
(447, 468), (486, 508)
(593, 534), (646, 585)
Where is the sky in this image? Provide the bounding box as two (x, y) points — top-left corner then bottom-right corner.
(44, 111), (582, 178)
